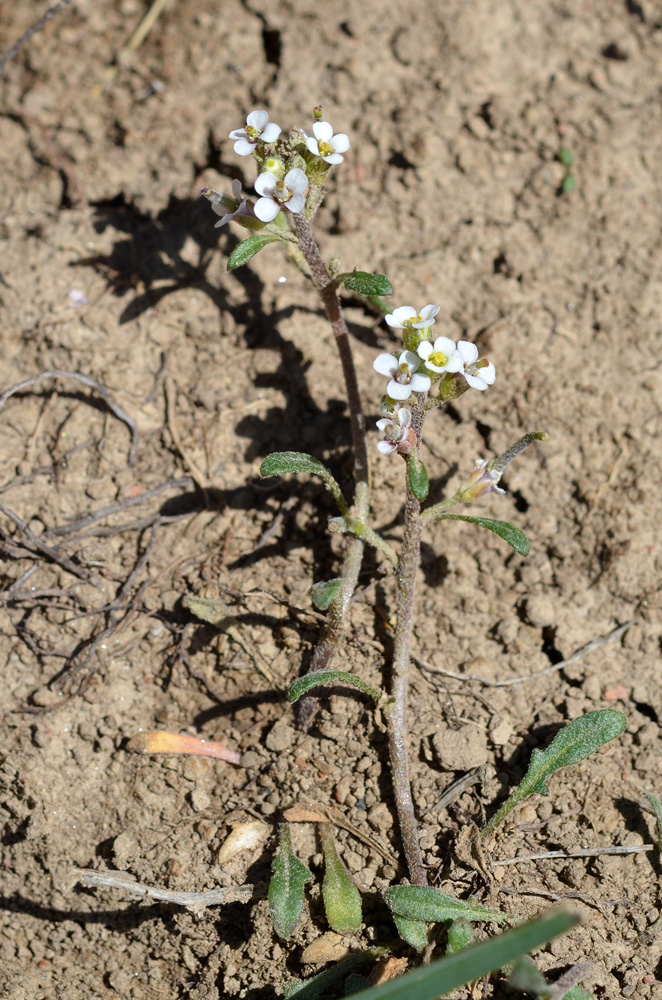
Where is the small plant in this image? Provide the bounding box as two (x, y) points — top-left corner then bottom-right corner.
(74, 106), (628, 996)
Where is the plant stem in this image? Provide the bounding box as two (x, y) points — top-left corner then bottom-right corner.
(292, 213), (370, 727)
(384, 395), (428, 887)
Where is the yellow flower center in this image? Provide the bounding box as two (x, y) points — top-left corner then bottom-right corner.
(274, 180), (291, 204)
(318, 141), (334, 157)
(397, 363), (412, 383)
(429, 351), (448, 367)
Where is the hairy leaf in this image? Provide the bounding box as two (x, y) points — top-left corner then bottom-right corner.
(268, 825), (312, 939)
(227, 234), (281, 270)
(259, 451), (348, 514)
(482, 711), (627, 840)
(385, 885), (509, 925)
(339, 271), (393, 296)
(288, 670), (381, 704)
(446, 918), (474, 956)
(393, 913), (429, 953)
(321, 824), (362, 934)
(437, 514), (530, 555)
(407, 455), (429, 502)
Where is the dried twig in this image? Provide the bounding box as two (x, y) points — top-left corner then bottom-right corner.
(422, 766), (486, 818)
(0, 0), (74, 78)
(0, 371), (139, 465)
(0, 498), (96, 583)
(414, 620), (633, 688)
(42, 477), (193, 538)
(68, 868), (255, 917)
(491, 843), (654, 866)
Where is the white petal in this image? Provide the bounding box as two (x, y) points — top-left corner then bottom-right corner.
(399, 350), (420, 372)
(457, 341), (478, 364)
(377, 440), (397, 454)
(391, 306), (417, 324)
(323, 153), (344, 164)
(463, 372), (487, 390)
(376, 418), (391, 431)
(305, 136), (319, 155)
(285, 168), (309, 194)
(231, 179), (243, 199)
(445, 355), (464, 373)
(246, 110), (269, 130)
(387, 380), (413, 400)
(313, 121), (333, 142)
(385, 314), (405, 329)
(409, 373), (431, 392)
(234, 138), (256, 156)
(480, 362), (496, 385)
(286, 192), (306, 214)
(254, 197), (280, 222)
(228, 128), (248, 141)
(420, 304), (440, 321)
(417, 342), (433, 360)
(398, 409), (412, 429)
(373, 353), (398, 376)
(433, 336), (455, 355)
(330, 133), (350, 153)
(254, 172), (276, 196)
(260, 122), (281, 143)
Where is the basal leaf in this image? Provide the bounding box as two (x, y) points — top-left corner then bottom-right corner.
(446, 917), (474, 955)
(259, 452), (349, 514)
(384, 885), (509, 925)
(268, 825), (312, 939)
(227, 234), (280, 270)
(437, 514), (530, 555)
(392, 913), (429, 953)
(320, 824), (362, 934)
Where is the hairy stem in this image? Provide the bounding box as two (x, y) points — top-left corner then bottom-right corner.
(384, 395), (428, 886)
(293, 213), (370, 727)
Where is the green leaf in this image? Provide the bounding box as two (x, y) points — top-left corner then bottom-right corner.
(310, 578), (343, 610)
(338, 271), (393, 296)
(339, 907), (579, 1000)
(562, 174), (576, 195)
(227, 234), (281, 270)
(288, 670), (381, 704)
(283, 951), (384, 999)
(259, 451), (349, 514)
(321, 824), (362, 934)
(446, 918), (474, 956)
(481, 711), (627, 840)
(393, 913), (429, 953)
(437, 514), (530, 555)
(407, 455), (429, 502)
(268, 825), (312, 938)
(559, 148), (574, 167)
(384, 886), (509, 926)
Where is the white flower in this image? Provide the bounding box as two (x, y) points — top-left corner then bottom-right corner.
(385, 304), (439, 331)
(417, 336), (463, 374)
(207, 179), (251, 228)
(376, 408), (412, 455)
(456, 341), (496, 391)
(254, 168), (309, 222)
(373, 350), (431, 400)
(305, 121), (350, 165)
(229, 110), (281, 156)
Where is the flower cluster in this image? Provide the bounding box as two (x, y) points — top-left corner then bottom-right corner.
(374, 303), (495, 455)
(203, 108), (351, 230)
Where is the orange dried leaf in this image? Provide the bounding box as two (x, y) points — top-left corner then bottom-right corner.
(126, 731), (241, 764)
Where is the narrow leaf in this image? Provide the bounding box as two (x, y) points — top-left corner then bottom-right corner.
(310, 578), (343, 611)
(227, 234), (280, 270)
(288, 670), (381, 704)
(393, 913), (429, 953)
(437, 514), (530, 555)
(342, 908), (579, 1000)
(384, 885), (509, 925)
(283, 951), (383, 1000)
(268, 825), (312, 939)
(408, 455), (429, 502)
(259, 451), (348, 514)
(482, 711), (627, 840)
(320, 824), (362, 934)
(339, 271), (393, 296)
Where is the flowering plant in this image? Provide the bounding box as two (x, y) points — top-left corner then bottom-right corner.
(194, 105), (622, 997)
